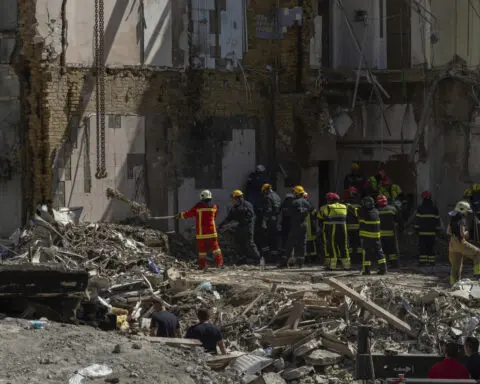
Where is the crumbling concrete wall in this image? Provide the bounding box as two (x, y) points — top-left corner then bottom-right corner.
(17, 0), (326, 225)
(0, 0), (23, 236)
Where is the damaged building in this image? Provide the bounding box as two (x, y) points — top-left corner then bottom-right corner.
(1, 0), (480, 235)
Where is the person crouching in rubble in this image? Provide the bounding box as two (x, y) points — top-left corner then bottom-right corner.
(218, 190), (261, 264)
(186, 308), (226, 355)
(447, 200), (480, 285)
(175, 190), (223, 270)
(279, 185), (314, 269)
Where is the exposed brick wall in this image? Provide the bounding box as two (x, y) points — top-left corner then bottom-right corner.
(18, 0), (325, 214)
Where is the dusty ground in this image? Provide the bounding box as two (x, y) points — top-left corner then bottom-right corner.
(0, 318), (224, 384)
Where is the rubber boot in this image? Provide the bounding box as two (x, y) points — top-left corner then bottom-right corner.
(377, 263), (387, 275)
(362, 265), (371, 275)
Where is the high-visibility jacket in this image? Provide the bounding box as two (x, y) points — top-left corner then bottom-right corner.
(306, 209), (318, 241)
(181, 200), (219, 239)
(317, 202), (348, 225)
(358, 207), (381, 239)
(414, 200), (440, 236)
(379, 184), (402, 201)
(377, 205), (398, 237)
(346, 203), (360, 231)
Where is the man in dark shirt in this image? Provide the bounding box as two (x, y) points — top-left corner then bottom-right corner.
(465, 336), (480, 379)
(428, 342), (469, 380)
(185, 308), (226, 355)
(149, 303), (180, 338)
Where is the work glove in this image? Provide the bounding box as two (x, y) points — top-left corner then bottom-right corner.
(174, 213), (181, 220)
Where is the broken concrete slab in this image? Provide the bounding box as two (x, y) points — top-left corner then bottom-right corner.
(449, 289), (470, 301)
(304, 349), (342, 366)
(293, 339), (322, 357)
(251, 372), (287, 384)
(282, 365), (314, 380)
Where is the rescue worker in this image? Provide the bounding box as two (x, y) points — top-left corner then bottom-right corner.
(414, 191), (441, 266)
(345, 187), (362, 265)
(244, 165), (270, 248)
(378, 176), (402, 203)
(218, 190), (260, 264)
(343, 162), (367, 200)
(376, 194), (399, 268)
(447, 201), (480, 285)
(366, 169), (387, 197)
(281, 185), (314, 268)
(304, 192), (318, 263)
(279, 191), (294, 256)
(318, 192), (350, 270)
(175, 190), (223, 270)
(259, 184), (281, 261)
(358, 196), (387, 275)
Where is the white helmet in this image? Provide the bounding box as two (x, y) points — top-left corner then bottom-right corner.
(256, 164), (266, 172)
(200, 190), (212, 200)
(454, 201), (473, 215)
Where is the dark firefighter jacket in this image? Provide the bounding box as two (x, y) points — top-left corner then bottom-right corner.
(358, 207), (381, 239)
(288, 196), (314, 227)
(377, 205), (398, 237)
(414, 200), (440, 236)
(346, 203), (361, 231)
(244, 172), (269, 210)
(260, 191), (282, 220)
(222, 199), (256, 228)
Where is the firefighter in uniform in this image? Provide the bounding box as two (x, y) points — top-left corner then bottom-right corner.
(414, 191), (441, 266)
(447, 201), (480, 285)
(304, 192), (318, 263)
(318, 193), (351, 270)
(279, 192), (294, 256)
(366, 169), (387, 197)
(259, 184), (282, 261)
(343, 162), (367, 200)
(219, 190), (261, 263)
(176, 190), (223, 269)
(378, 176), (402, 203)
(376, 194), (400, 268)
(345, 186), (362, 265)
(282, 185), (314, 268)
(358, 196), (387, 275)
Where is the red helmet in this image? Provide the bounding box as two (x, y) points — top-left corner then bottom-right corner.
(378, 169), (387, 178)
(376, 194), (388, 207)
(326, 192), (340, 202)
(421, 191), (432, 199)
(348, 186), (358, 196)
(382, 176), (392, 185)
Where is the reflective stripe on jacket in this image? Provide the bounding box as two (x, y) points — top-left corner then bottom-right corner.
(414, 200), (440, 236)
(358, 207), (381, 239)
(318, 202), (347, 225)
(346, 203), (360, 230)
(306, 209), (318, 240)
(181, 201), (218, 239)
(378, 205), (397, 236)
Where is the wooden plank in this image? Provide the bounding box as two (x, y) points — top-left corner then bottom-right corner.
(326, 278), (415, 337)
(285, 301), (305, 330)
(147, 337), (202, 346)
(242, 293), (265, 317)
(320, 332), (355, 358)
(206, 352), (246, 370)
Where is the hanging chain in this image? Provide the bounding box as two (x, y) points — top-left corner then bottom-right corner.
(95, 0), (107, 179)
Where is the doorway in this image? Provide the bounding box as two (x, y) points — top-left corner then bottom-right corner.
(318, 161), (334, 207)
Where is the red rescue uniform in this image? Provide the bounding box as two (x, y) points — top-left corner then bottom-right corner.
(428, 358), (470, 380)
(181, 201), (223, 269)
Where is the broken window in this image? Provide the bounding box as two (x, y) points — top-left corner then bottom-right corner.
(191, 0), (248, 69)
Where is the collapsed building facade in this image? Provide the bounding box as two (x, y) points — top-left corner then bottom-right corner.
(0, 0), (480, 236)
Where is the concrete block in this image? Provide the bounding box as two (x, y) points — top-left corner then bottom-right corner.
(304, 349), (342, 366)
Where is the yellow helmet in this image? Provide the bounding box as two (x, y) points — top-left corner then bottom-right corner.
(351, 162), (360, 170)
(464, 188), (473, 198)
(455, 200), (473, 215)
(292, 185), (305, 196)
(473, 184), (480, 192)
(231, 189), (243, 198)
(261, 183), (272, 193)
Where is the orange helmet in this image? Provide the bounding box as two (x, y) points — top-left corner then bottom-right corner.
(376, 194), (388, 207)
